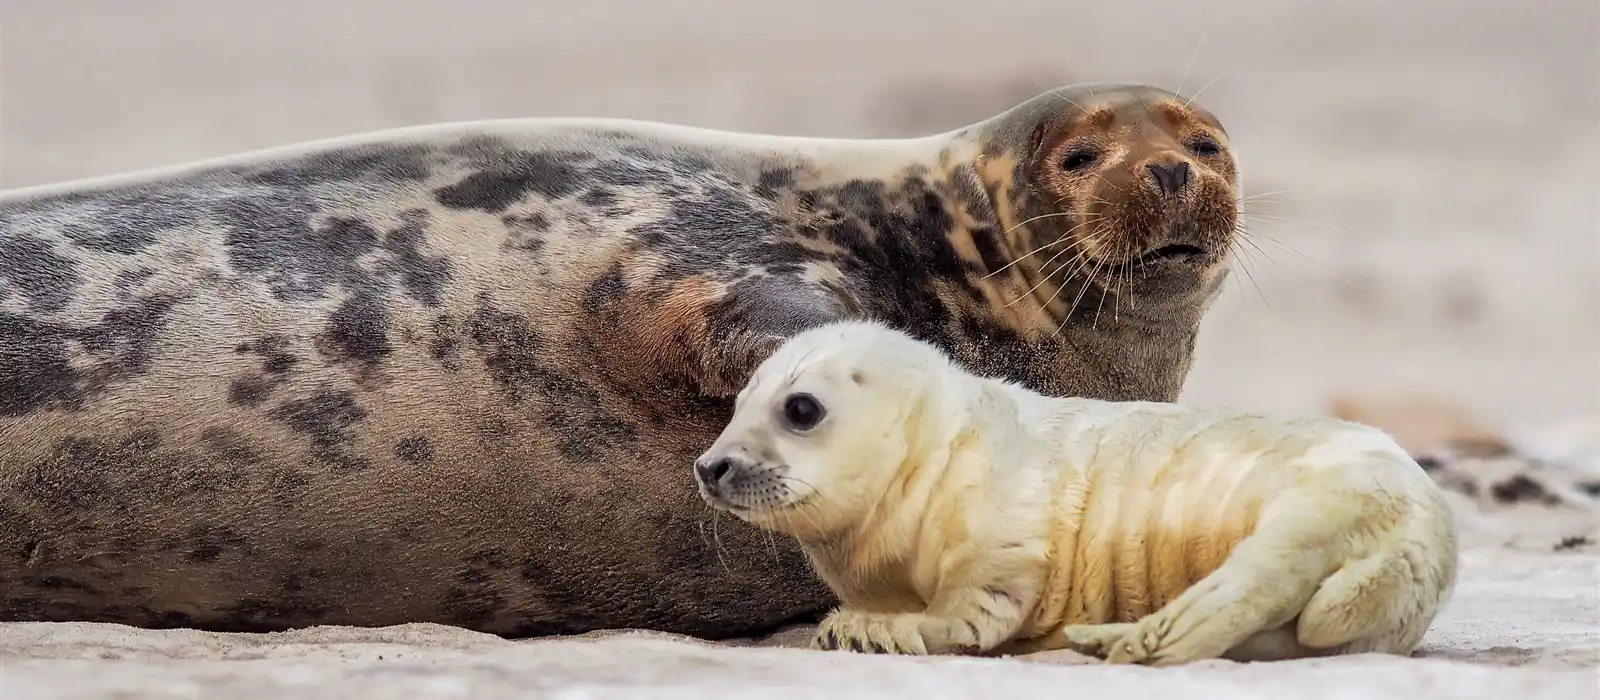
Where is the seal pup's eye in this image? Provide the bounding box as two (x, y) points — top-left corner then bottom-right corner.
(1061, 150), (1100, 172)
(1187, 139), (1222, 157)
(781, 393), (826, 432)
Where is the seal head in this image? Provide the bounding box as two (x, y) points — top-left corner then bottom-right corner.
(694, 321), (953, 537)
(978, 83), (1239, 317)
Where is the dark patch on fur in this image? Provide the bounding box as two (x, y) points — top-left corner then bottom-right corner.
(113, 267), (155, 292)
(322, 287), (392, 364)
(267, 391), (372, 472)
(228, 335), (301, 406)
(428, 314), (464, 369)
(754, 168), (796, 199)
(0, 294), (183, 417)
(241, 143), (433, 189)
(580, 264), (629, 313)
(433, 151), (588, 213)
(438, 549), (512, 627)
(970, 226), (1010, 275)
(500, 212), (551, 254)
(0, 232), (82, 313)
(466, 293), (636, 460)
(580, 187), (618, 209)
(382, 209), (454, 307)
(395, 435), (433, 464)
(199, 427), (263, 466)
(185, 524), (249, 563)
(227, 374), (280, 406)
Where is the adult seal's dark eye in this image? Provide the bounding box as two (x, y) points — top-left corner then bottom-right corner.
(1188, 139), (1221, 157)
(1061, 150), (1099, 172)
(781, 393), (826, 432)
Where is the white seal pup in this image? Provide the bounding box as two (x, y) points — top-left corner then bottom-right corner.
(693, 320), (1461, 665)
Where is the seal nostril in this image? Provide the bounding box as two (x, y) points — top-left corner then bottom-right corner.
(1146, 162), (1191, 197)
(696, 457), (735, 485)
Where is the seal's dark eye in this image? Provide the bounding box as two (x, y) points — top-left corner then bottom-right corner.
(781, 393), (826, 432)
(1061, 150), (1099, 172)
(1188, 139), (1221, 157)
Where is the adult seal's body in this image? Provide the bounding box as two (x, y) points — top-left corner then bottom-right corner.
(0, 83), (1240, 637)
(695, 322), (1460, 664)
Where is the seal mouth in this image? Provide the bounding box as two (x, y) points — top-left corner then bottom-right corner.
(1136, 244), (1207, 265)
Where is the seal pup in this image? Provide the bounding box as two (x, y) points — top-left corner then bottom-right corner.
(1, 83), (1239, 637)
(694, 321), (1460, 664)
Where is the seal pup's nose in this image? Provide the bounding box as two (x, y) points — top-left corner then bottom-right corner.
(1146, 161), (1191, 197)
(695, 455), (739, 488)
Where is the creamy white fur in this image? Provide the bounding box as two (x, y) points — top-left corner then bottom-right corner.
(695, 320), (1461, 665)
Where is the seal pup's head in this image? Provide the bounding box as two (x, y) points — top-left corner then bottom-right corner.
(693, 320), (960, 538)
(981, 82), (1240, 309)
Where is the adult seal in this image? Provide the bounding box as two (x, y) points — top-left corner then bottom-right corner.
(694, 321), (1460, 663)
(0, 82), (1241, 638)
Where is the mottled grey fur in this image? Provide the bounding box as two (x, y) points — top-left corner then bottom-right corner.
(0, 83), (1238, 638)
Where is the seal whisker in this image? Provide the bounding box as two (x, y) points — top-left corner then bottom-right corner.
(709, 507), (735, 576)
(1227, 241), (1271, 307)
(1239, 212), (1350, 236)
(984, 214), (1103, 284)
(1093, 174), (1128, 196)
(1174, 31), (1209, 98)
(1182, 68), (1235, 110)
(1232, 228), (1283, 272)
(1000, 221), (1109, 308)
(1238, 189), (1294, 201)
(1054, 256), (1109, 336)
(1089, 253), (1118, 331)
(1234, 225), (1351, 285)
(1030, 79), (1090, 113)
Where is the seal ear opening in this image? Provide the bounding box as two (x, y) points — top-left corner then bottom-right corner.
(1027, 123), (1047, 160)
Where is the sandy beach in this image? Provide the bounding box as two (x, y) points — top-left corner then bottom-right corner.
(1, 0), (1596, 697)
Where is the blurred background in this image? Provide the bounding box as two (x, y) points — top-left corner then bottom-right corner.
(2, 0), (1595, 432)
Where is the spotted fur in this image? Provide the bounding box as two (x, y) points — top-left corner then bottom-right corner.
(0, 83), (1239, 638)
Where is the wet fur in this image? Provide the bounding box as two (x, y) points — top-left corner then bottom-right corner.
(696, 321), (1460, 664)
(1, 83), (1236, 637)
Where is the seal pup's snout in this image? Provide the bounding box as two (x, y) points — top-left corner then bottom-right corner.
(694, 454), (749, 492)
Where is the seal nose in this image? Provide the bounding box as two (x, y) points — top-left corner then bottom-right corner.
(695, 456), (737, 487)
(1146, 161), (1191, 197)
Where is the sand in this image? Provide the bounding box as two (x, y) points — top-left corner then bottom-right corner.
(1, 0), (1596, 697)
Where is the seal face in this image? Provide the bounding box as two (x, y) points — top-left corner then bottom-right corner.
(1, 83), (1239, 638)
(697, 321), (1460, 663)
